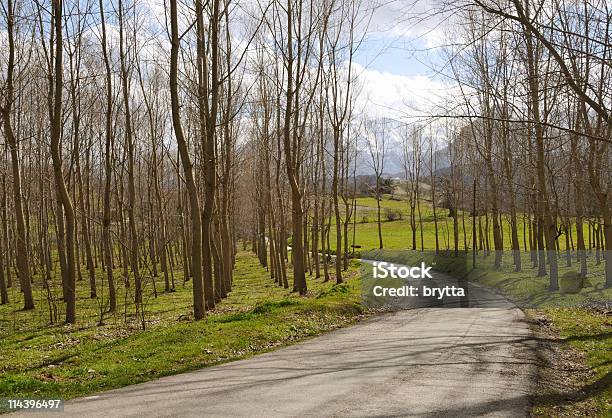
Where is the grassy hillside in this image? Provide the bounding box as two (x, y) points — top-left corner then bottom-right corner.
(341, 194), (603, 255)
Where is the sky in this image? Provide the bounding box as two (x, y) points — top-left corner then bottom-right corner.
(350, 0), (456, 121)
(129, 0), (457, 122)
(0, 0), (456, 129)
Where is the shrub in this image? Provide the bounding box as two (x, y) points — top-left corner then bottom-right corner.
(384, 208), (402, 222)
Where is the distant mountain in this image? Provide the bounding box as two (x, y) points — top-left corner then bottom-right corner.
(353, 116), (450, 177)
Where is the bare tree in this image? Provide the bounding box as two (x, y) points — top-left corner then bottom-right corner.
(365, 119), (387, 249)
(0, 0), (34, 310)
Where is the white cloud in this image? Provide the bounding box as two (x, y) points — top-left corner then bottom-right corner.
(361, 0), (453, 50)
(353, 62), (455, 121)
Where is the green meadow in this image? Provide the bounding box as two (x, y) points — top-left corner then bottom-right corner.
(0, 253), (365, 406)
(344, 196), (597, 254)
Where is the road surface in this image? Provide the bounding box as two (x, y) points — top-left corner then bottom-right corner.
(16, 271), (537, 417)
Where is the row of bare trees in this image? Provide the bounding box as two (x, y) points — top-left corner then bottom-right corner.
(244, 0), (362, 293)
(394, 0), (610, 288)
(456, 0), (610, 288)
(1, 0), (608, 327)
(0, 0), (365, 324)
(0, 0), (247, 323)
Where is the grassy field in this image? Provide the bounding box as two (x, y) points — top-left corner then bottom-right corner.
(345, 195), (598, 254)
(0, 252), (366, 407)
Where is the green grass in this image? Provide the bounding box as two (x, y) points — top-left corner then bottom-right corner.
(338, 195), (598, 255)
(0, 252), (366, 406)
(531, 308), (611, 416)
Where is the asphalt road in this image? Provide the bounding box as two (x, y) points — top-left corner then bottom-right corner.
(17, 271), (537, 417)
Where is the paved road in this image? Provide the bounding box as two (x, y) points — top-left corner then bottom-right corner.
(17, 271), (537, 417)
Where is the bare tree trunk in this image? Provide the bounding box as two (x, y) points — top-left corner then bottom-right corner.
(0, 0), (34, 310)
(283, 0), (307, 294)
(48, 0), (77, 323)
(332, 126), (343, 282)
(430, 142), (439, 254)
(118, 0), (142, 308)
(0, 173), (7, 304)
(197, 0), (219, 310)
(170, 0), (205, 319)
(376, 177), (383, 249)
(524, 16), (558, 290)
(98, 0), (116, 312)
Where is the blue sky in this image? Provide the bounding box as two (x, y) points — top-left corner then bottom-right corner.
(348, 0), (455, 120)
(355, 36), (433, 77)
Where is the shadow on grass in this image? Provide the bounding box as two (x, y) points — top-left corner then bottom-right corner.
(561, 331), (612, 343)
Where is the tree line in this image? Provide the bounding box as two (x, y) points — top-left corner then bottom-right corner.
(448, 0), (611, 290)
(392, 0), (610, 290)
(0, 0), (609, 326)
(0, 0), (363, 324)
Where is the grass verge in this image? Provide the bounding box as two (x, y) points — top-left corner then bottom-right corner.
(528, 308), (611, 417)
(0, 253), (367, 410)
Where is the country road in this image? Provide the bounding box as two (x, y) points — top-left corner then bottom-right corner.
(15, 271), (538, 417)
